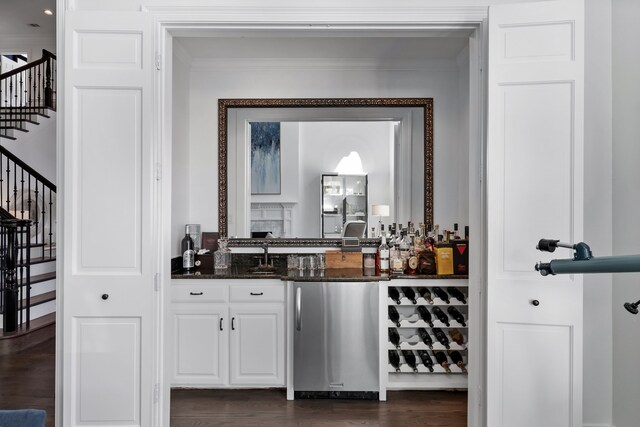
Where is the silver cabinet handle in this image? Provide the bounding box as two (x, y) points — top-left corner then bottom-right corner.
(296, 287), (302, 331)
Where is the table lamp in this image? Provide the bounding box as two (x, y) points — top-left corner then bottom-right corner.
(371, 204), (390, 237)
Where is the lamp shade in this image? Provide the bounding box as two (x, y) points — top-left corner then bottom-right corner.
(372, 204), (390, 217)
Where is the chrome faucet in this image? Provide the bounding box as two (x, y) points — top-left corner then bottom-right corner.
(262, 245), (269, 267)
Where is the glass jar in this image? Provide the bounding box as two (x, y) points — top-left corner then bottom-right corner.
(214, 238), (231, 270)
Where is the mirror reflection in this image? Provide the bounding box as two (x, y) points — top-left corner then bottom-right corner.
(220, 99), (433, 239)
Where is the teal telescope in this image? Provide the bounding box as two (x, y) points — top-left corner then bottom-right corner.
(535, 239), (640, 314)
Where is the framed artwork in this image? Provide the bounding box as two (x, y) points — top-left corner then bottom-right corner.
(250, 121), (281, 194)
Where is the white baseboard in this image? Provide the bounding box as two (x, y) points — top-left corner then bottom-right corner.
(584, 423), (614, 427)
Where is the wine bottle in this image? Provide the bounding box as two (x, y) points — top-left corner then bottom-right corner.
(378, 236), (390, 274)
(388, 287), (401, 304)
(401, 287), (417, 304)
(389, 350), (401, 372)
(402, 350), (419, 373)
(447, 287), (467, 304)
(447, 306), (466, 327)
(417, 350), (434, 372)
(449, 350), (467, 373)
(434, 351), (451, 373)
(417, 287), (434, 304)
(432, 306), (450, 326)
(181, 227), (195, 272)
(417, 306), (434, 327)
(388, 306), (401, 327)
(432, 327), (450, 349)
(432, 286), (450, 304)
(388, 328), (401, 349)
(464, 225), (469, 240)
(453, 223), (461, 239)
(449, 328), (465, 346)
(417, 327), (433, 349)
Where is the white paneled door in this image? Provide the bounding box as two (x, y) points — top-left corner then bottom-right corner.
(63, 11), (155, 426)
(487, 1), (584, 427)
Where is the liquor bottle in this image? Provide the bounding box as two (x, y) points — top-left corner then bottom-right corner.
(388, 287), (401, 304)
(432, 286), (450, 304)
(181, 227), (195, 272)
(406, 245), (419, 275)
(447, 306), (466, 327)
(389, 328), (401, 349)
(214, 238), (231, 270)
(432, 306), (450, 326)
(449, 328), (466, 346)
(417, 350), (434, 372)
(453, 223), (461, 239)
(399, 228), (411, 266)
(401, 287), (417, 304)
(417, 287), (434, 304)
(402, 350), (419, 373)
(389, 350), (401, 372)
(417, 306), (434, 327)
(447, 287), (467, 304)
(390, 238), (404, 274)
(388, 306), (402, 327)
(414, 223), (425, 252)
(378, 236), (390, 274)
(464, 225), (469, 240)
(432, 327), (450, 349)
(380, 223), (386, 239)
(417, 327), (434, 349)
(449, 350), (467, 373)
(434, 351), (451, 373)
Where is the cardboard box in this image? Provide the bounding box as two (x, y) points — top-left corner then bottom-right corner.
(451, 239), (469, 275)
(434, 245), (454, 275)
(325, 251), (363, 269)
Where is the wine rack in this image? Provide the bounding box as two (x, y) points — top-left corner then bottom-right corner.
(386, 278), (469, 390)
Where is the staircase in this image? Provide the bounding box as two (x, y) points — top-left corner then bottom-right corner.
(0, 50), (57, 344)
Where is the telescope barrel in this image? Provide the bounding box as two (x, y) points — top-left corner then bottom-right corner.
(549, 255), (640, 275)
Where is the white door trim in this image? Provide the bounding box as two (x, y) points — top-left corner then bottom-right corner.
(147, 7), (487, 427)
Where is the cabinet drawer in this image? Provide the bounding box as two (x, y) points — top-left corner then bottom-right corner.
(172, 284), (227, 303)
(229, 284), (284, 303)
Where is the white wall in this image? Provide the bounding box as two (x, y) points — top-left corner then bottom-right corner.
(612, 1), (640, 427)
(584, 0), (614, 425)
(0, 35), (55, 60)
(171, 40), (192, 256)
(187, 57), (468, 235)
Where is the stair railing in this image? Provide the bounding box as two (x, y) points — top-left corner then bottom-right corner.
(1, 50), (56, 139)
(0, 217), (31, 333)
(0, 146), (56, 263)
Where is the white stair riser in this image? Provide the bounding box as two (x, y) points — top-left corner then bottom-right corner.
(24, 260), (56, 276)
(0, 298), (55, 326)
(29, 278), (56, 297)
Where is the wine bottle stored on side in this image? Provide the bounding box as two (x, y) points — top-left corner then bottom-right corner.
(417, 327), (434, 349)
(388, 306), (402, 327)
(417, 350), (434, 372)
(181, 228), (195, 272)
(432, 327), (450, 349)
(432, 306), (450, 326)
(449, 350), (467, 373)
(389, 328), (401, 349)
(417, 287), (434, 304)
(432, 286), (450, 304)
(388, 287), (401, 304)
(447, 287), (467, 304)
(449, 328), (466, 346)
(389, 350), (401, 373)
(401, 287), (417, 304)
(417, 306), (434, 327)
(402, 350), (419, 373)
(447, 306), (466, 327)
(434, 351), (451, 373)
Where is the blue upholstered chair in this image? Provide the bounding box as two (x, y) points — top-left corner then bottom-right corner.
(0, 409), (46, 427)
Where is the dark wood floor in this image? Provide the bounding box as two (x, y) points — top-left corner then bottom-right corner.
(171, 389), (467, 427)
(0, 334), (467, 427)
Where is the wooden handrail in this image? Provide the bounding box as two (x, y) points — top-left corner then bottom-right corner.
(0, 49), (56, 80)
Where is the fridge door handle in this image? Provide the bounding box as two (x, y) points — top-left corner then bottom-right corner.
(296, 287), (302, 331)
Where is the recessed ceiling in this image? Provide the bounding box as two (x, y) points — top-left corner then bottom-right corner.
(0, 0), (56, 36)
(178, 36), (470, 61)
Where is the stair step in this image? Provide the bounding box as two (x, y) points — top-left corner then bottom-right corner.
(0, 126), (29, 132)
(0, 312), (55, 342)
(18, 290), (55, 308)
(0, 119), (39, 125)
(17, 271), (56, 287)
(18, 256), (56, 267)
(0, 134), (17, 141)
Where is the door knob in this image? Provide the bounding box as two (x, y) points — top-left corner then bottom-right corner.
(102, 294), (109, 300)
(531, 299), (540, 306)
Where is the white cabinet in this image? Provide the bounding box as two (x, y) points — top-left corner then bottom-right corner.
(229, 305), (285, 385)
(170, 279), (285, 388)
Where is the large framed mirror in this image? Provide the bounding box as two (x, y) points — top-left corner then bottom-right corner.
(218, 98), (433, 244)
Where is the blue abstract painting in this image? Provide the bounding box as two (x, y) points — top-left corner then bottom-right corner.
(250, 122), (281, 194)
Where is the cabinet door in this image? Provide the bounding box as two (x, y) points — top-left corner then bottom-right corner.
(229, 304), (285, 386)
(487, 1), (584, 427)
(171, 305), (228, 386)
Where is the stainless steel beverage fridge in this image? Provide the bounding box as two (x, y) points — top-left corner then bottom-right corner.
(293, 281), (379, 398)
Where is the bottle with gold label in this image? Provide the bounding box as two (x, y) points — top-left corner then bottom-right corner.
(406, 246), (418, 275)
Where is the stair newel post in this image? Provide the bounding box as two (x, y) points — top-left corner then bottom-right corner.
(2, 219), (19, 333)
(44, 50), (53, 109)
